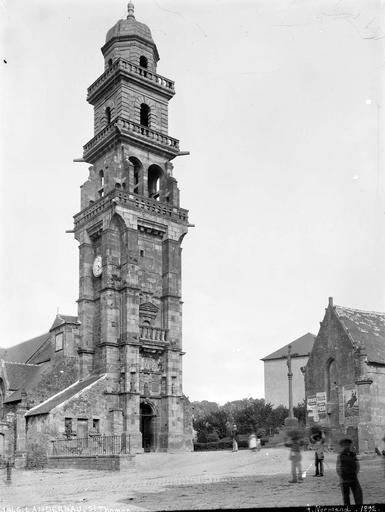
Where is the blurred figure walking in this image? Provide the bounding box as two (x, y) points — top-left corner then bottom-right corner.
(336, 438), (363, 505)
(285, 431), (304, 483)
(249, 433), (257, 452)
(232, 424), (238, 452)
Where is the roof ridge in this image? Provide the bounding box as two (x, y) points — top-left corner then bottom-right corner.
(4, 361), (40, 367)
(335, 305), (385, 316)
(25, 373), (106, 417)
(25, 378), (84, 415)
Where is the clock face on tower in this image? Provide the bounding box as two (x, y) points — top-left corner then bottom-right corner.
(92, 255), (102, 277)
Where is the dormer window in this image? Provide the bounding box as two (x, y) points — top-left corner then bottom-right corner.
(139, 56), (148, 69)
(55, 333), (63, 352)
(140, 103), (150, 127)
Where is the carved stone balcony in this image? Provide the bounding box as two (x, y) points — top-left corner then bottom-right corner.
(139, 325), (168, 343)
(87, 58), (175, 103)
(74, 188), (189, 230)
(83, 117), (180, 162)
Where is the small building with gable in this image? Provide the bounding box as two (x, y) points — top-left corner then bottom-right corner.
(305, 297), (385, 453)
(261, 332), (315, 408)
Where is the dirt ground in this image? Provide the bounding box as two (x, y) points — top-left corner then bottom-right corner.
(0, 448), (384, 511)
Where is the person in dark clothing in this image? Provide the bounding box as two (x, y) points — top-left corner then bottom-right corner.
(336, 438), (363, 505)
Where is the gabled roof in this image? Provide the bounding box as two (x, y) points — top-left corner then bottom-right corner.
(50, 314), (79, 331)
(0, 332), (50, 364)
(3, 362), (41, 392)
(261, 333), (316, 361)
(335, 305), (385, 364)
(25, 373), (106, 417)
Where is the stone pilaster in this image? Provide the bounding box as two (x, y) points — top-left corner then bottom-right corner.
(355, 345), (374, 452)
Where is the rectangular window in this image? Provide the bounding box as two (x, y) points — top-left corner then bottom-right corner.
(92, 419), (100, 433)
(55, 333), (63, 352)
(64, 417), (73, 437)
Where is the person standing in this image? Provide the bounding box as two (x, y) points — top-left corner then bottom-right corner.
(232, 425), (238, 452)
(336, 438), (363, 505)
(285, 432), (304, 483)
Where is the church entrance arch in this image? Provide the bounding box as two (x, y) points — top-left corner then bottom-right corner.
(140, 402), (156, 452)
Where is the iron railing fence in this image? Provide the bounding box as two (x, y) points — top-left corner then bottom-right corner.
(50, 434), (130, 457)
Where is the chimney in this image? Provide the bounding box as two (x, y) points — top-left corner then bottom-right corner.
(328, 297), (334, 308)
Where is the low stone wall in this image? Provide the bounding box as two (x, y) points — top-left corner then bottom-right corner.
(48, 454), (135, 471)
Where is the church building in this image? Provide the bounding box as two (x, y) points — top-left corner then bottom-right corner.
(0, 2), (193, 464)
(305, 297), (385, 453)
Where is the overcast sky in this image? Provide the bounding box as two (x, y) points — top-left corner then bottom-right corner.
(1, 0), (384, 405)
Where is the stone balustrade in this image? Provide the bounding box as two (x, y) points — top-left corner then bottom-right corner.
(83, 117), (179, 158)
(74, 189), (189, 229)
(117, 118), (180, 151)
(139, 325), (168, 343)
(87, 58), (175, 100)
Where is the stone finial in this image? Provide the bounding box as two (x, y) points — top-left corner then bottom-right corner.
(328, 297), (334, 307)
(127, 1), (135, 18)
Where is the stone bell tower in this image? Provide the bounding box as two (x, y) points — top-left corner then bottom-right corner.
(73, 2), (192, 452)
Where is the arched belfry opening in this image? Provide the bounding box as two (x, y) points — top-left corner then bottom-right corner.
(148, 164), (162, 200)
(105, 106), (112, 124)
(140, 401), (156, 452)
(140, 103), (150, 127)
(129, 156), (143, 195)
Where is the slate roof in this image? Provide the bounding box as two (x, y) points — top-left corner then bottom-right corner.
(335, 305), (385, 364)
(3, 362), (42, 392)
(261, 333), (316, 361)
(25, 373), (105, 417)
(0, 332), (50, 364)
(4, 363), (45, 403)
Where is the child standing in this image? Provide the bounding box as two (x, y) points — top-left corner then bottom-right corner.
(336, 438), (363, 505)
(311, 430), (325, 477)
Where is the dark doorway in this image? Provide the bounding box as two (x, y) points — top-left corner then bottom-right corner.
(140, 402), (155, 452)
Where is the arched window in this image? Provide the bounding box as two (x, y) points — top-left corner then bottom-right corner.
(0, 378), (5, 420)
(148, 164), (162, 200)
(99, 170), (105, 197)
(108, 58), (113, 68)
(139, 56), (148, 68)
(326, 358), (337, 401)
(99, 170), (105, 188)
(105, 107), (111, 124)
(140, 103), (150, 127)
(129, 157), (142, 194)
